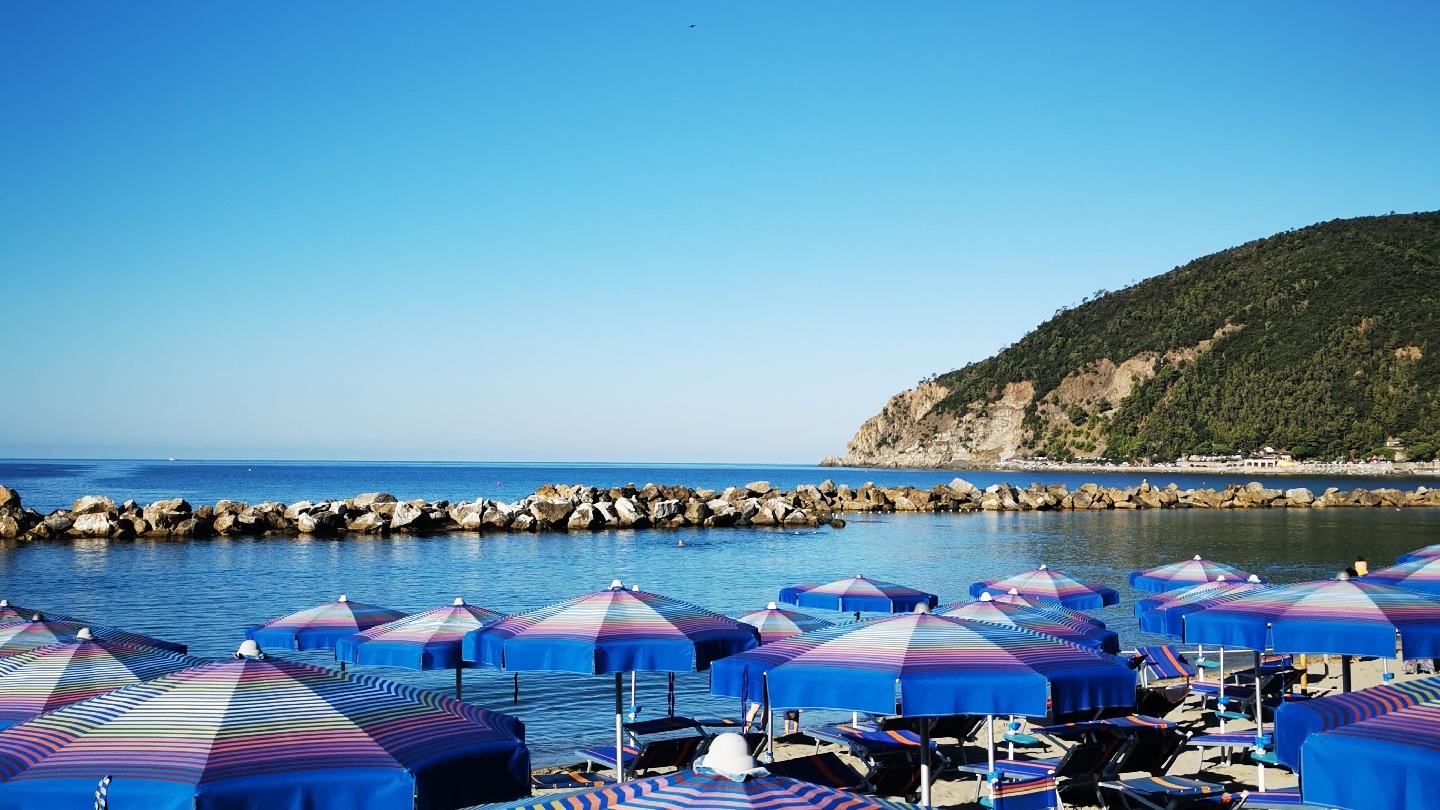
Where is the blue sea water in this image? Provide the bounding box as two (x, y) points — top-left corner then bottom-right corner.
(2, 459), (1439, 765)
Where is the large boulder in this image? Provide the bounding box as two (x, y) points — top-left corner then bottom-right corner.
(390, 501), (427, 530)
(170, 517), (211, 538)
(683, 499), (711, 525)
(481, 504), (516, 530)
(613, 497), (648, 528)
(529, 498), (573, 527)
(649, 499), (683, 522)
(346, 512), (388, 534)
(143, 498), (193, 530)
(72, 512), (118, 537)
(567, 503), (604, 530)
(1284, 487), (1315, 506)
(948, 478), (980, 499)
(31, 513), (74, 540)
(71, 495), (116, 516)
(352, 492), (397, 509)
(0, 486), (19, 510)
(212, 512), (239, 534)
(0, 513), (19, 539)
(283, 500), (315, 521)
(745, 481), (774, 496)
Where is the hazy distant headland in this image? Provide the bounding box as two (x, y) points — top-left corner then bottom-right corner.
(832, 212), (1440, 471)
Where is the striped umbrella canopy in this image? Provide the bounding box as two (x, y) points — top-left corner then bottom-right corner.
(0, 631), (201, 729)
(464, 582), (759, 674)
(488, 767), (917, 810)
(1362, 557), (1440, 596)
(0, 648), (530, 810)
(710, 611), (1136, 718)
(335, 597), (504, 671)
(1274, 674), (1440, 770)
(1183, 578), (1440, 658)
(1128, 556), (1267, 593)
(246, 594), (406, 651)
(465, 581), (758, 784)
(970, 565), (1120, 610)
(778, 575), (938, 615)
(1134, 577), (1271, 638)
(0, 602), (47, 623)
(1299, 700), (1440, 810)
(736, 603), (835, 645)
(992, 589), (1108, 629)
(936, 592), (1121, 653)
(1397, 544), (1440, 565)
(0, 616), (186, 658)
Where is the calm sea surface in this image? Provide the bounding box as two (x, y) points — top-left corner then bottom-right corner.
(3, 459), (1439, 765)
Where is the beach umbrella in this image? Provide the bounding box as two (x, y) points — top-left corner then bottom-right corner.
(1397, 543), (1440, 565)
(992, 588), (1108, 629)
(1298, 699), (1440, 810)
(0, 615), (186, 658)
(0, 629), (200, 729)
(0, 603), (48, 624)
(1134, 576), (1270, 638)
(0, 642), (530, 810)
(970, 564), (1120, 610)
(936, 592), (1120, 653)
(1273, 673), (1440, 770)
(1128, 555), (1266, 593)
(464, 580), (759, 783)
(1183, 577), (1440, 661)
(334, 597), (504, 697)
(245, 594), (406, 654)
(711, 609), (1136, 806)
(778, 575), (937, 619)
(1362, 556), (1440, 596)
(737, 603), (835, 644)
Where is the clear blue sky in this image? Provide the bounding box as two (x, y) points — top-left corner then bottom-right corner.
(3, 2), (1437, 463)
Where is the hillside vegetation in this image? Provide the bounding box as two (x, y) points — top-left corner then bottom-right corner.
(839, 212), (1440, 466)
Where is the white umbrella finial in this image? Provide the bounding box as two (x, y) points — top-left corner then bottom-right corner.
(76, 627), (94, 641)
(1038, 564), (1048, 570)
(979, 592), (994, 602)
(609, 579), (624, 590)
(235, 640), (264, 660)
(766, 602), (778, 610)
(1007, 588), (1020, 595)
(1216, 575), (1228, 582)
(1248, 574), (1262, 583)
(914, 603), (930, 614)
(1193, 554), (1202, 560)
(452, 597), (465, 606)
(337, 594), (348, 603)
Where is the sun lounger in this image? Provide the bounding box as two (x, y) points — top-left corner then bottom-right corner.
(529, 768), (615, 790)
(982, 775), (1059, 809)
(1138, 646), (1199, 683)
(577, 734), (705, 778)
(763, 751), (866, 791)
(1100, 775), (1246, 809)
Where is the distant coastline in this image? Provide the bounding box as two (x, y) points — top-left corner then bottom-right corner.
(821, 456), (1440, 480)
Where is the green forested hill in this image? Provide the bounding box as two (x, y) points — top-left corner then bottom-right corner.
(926, 212), (1440, 461)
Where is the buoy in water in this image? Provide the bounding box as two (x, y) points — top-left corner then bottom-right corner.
(677, 539), (685, 547)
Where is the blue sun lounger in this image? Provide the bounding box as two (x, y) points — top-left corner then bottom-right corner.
(1100, 775), (1246, 809)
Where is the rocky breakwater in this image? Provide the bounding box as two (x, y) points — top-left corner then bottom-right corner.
(2, 479), (1439, 542)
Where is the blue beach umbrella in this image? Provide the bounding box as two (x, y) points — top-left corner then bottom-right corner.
(464, 581), (759, 783)
(936, 592), (1121, 653)
(970, 565), (1120, 610)
(736, 603), (835, 645)
(1128, 556), (1266, 593)
(1397, 544), (1440, 565)
(1135, 576), (1270, 638)
(710, 610), (1136, 807)
(246, 594), (406, 652)
(334, 597), (505, 697)
(1361, 557), (1440, 596)
(778, 575), (938, 617)
(1299, 699), (1440, 810)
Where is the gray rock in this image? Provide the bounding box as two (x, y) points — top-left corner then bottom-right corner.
(390, 501), (426, 530)
(529, 499), (573, 527)
(71, 495), (116, 516)
(745, 481), (774, 496)
(353, 492), (398, 509)
(143, 498), (192, 530)
(30, 513), (74, 539)
(0, 513), (19, 539)
(283, 500), (315, 521)
(1284, 487), (1315, 505)
(567, 503), (604, 530)
(347, 512), (388, 534)
(614, 497), (646, 527)
(649, 499), (683, 522)
(510, 513), (536, 531)
(212, 512), (239, 534)
(0, 486), (19, 510)
(72, 512), (118, 537)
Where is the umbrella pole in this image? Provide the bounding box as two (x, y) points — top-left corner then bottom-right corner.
(668, 672), (675, 717)
(1218, 648), (1227, 733)
(1197, 644), (1205, 681)
(919, 717), (932, 809)
(615, 672), (626, 782)
(630, 671), (637, 716)
(1341, 655), (1353, 692)
(1253, 651), (1262, 732)
(513, 673), (519, 704)
(763, 677), (774, 763)
(986, 714), (995, 772)
(455, 667), (462, 700)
